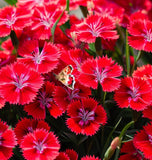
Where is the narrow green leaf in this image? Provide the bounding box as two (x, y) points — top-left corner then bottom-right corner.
(66, 0), (70, 11)
(119, 121), (134, 140)
(88, 43), (96, 52)
(51, 10), (64, 43)
(102, 117), (122, 158)
(125, 29), (130, 76)
(131, 50), (142, 75)
(4, 0), (17, 5)
(85, 48), (96, 57)
(114, 121), (134, 160)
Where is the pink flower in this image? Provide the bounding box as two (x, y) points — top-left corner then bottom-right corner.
(14, 118), (50, 144)
(79, 56), (122, 91)
(0, 6), (32, 37)
(21, 129), (60, 160)
(0, 120), (17, 160)
(24, 81), (63, 119)
(128, 19), (152, 52)
(18, 40), (60, 73)
(31, 4), (69, 40)
(76, 14), (119, 43)
(0, 62), (44, 105)
(114, 77), (152, 111)
(67, 98), (107, 136)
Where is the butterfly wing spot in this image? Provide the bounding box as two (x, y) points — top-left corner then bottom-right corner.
(67, 75), (75, 90)
(63, 65), (73, 75)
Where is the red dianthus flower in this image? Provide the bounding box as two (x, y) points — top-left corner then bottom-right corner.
(114, 77), (152, 111)
(142, 105), (152, 120)
(0, 62), (44, 105)
(76, 14), (119, 43)
(0, 6), (31, 37)
(128, 19), (152, 52)
(55, 152), (69, 160)
(0, 120), (17, 160)
(67, 98), (107, 136)
(134, 122), (152, 160)
(31, 4), (68, 40)
(79, 56), (122, 91)
(21, 129), (60, 160)
(54, 82), (91, 111)
(119, 141), (146, 160)
(18, 40), (60, 73)
(14, 118), (50, 144)
(133, 64), (152, 86)
(24, 81), (63, 119)
(55, 149), (78, 160)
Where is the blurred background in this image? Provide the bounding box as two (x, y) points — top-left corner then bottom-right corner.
(0, 0), (7, 7)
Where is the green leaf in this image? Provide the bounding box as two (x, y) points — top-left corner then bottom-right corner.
(125, 29), (130, 76)
(4, 0), (17, 5)
(66, 0), (70, 11)
(51, 10), (64, 43)
(88, 43), (96, 52)
(85, 48), (96, 57)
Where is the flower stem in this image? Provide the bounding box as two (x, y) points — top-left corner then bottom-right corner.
(103, 91), (107, 107)
(131, 50), (142, 75)
(125, 29), (130, 76)
(103, 120), (134, 160)
(114, 120), (134, 160)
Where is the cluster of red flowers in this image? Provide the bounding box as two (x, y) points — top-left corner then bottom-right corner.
(0, 0), (152, 159)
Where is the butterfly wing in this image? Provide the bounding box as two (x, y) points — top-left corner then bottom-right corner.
(56, 65), (75, 90)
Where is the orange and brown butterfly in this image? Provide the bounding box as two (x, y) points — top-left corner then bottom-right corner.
(55, 65), (75, 90)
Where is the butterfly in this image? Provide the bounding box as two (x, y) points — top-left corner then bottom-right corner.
(55, 65), (75, 90)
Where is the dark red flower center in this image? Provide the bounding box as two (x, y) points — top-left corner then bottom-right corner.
(78, 108), (95, 126)
(37, 91), (53, 109)
(127, 87), (141, 102)
(66, 88), (79, 101)
(27, 127), (34, 133)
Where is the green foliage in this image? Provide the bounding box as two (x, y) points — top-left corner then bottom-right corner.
(4, 0), (17, 5)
